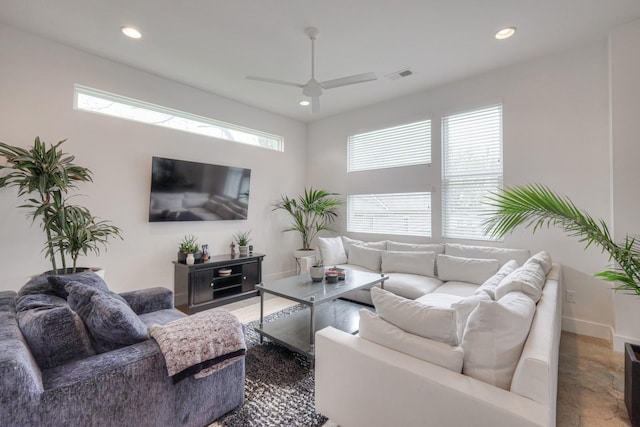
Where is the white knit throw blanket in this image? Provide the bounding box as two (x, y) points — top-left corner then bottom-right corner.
(149, 308), (246, 381)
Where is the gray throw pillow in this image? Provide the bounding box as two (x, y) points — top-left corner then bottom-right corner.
(15, 293), (68, 312)
(66, 282), (149, 353)
(16, 301), (96, 369)
(47, 272), (110, 299)
(18, 275), (57, 297)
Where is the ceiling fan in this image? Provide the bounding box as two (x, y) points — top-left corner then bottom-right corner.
(247, 27), (377, 114)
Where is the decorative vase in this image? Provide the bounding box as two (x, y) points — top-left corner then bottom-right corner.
(310, 266), (325, 282)
(186, 253), (195, 265)
(239, 245), (248, 256)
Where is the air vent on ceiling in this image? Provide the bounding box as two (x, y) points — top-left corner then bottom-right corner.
(386, 68), (414, 80)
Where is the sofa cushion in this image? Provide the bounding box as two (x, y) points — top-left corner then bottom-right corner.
(317, 236), (348, 265)
(495, 262), (546, 303)
(431, 281), (480, 297)
(342, 236), (387, 256)
(445, 243), (530, 267)
(436, 254), (499, 285)
(47, 272), (110, 299)
(474, 259), (519, 300)
(349, 245), (382, 272)
(371, 287), (458, 346)
(384, 274), (443, 300)
(461, 291), (536, 390)
(526, 251), (552, 275)
(16, 297), (95, 369)
(359, 309), (464, 373)
(139, 309), (187, 328)
(381, 250), (436, 277)
(386, 241), (445, 254)
(66, 282), (149, 353)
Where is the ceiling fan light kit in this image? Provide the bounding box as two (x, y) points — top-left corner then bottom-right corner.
(247, 27), (377, 114)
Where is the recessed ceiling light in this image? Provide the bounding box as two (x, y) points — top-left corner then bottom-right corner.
(121, 26), (142, 39)
(495, 27), (516, 40)
(299, 100), (310, 106)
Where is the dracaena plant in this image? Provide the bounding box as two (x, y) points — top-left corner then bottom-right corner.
(483, 183), (640, 294)
(0, 137), (122, 273)
(273, 187), (343, 250)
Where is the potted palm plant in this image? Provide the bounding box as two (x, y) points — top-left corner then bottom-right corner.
(0, 137), (122, 274)
(272, 187), (343, 258)
(482, 183), (640, 424)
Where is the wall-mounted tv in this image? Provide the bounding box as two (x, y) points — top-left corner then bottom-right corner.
(149, 156), (251, 222)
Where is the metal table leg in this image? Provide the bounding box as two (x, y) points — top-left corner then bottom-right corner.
(259, 287), (264, 343)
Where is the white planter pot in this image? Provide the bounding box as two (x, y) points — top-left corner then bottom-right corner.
(613, 291), (640, 351)
(310, 266), (325, 282)
(294, 248), (317, 260)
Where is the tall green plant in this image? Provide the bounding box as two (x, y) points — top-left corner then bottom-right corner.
(483, 183), (640, 294)
(273, 187), (343, 250)
(0, 137), (121, 273)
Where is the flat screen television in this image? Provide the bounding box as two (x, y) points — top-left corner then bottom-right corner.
(149, 156), (251, 222)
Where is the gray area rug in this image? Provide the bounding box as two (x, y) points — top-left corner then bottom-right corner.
(216, 305), (328, 427)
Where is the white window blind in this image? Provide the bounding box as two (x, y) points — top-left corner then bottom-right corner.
(74, 85), (284, 151)
(348, 120), (431, 172)
(348, 192), (431, 237)
(442, 104), (502, 240)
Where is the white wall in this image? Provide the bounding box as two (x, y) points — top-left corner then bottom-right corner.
(0, 24), (307, 293)
(308, 40), (615, 338)
(609, 20), (640, 349)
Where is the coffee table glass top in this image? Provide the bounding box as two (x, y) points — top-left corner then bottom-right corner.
(256, 269), (387, 305)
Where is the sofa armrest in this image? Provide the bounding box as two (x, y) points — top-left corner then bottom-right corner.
(315, 327), (551, 427)
(119, 287), (174, 315)
(0, 291), (44, 426)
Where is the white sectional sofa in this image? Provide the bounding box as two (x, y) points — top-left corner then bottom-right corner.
(314, 237), (562, 427)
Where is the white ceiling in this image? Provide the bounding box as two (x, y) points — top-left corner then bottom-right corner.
(2, 0), (640, 122)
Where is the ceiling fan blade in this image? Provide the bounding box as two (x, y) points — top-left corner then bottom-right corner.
(311, 96), (320, 114)
(321, 72), (377, 89)
(246, 75), (304, 88)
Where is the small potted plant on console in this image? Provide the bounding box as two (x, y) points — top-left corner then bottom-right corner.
(234, 230), (252, 256)
(178, 234), (202, 265)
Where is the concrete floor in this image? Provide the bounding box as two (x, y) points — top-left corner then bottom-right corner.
(225, 296), (632, 427)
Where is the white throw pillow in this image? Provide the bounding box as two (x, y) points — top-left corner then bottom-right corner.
(371, 287), (458, 346)
(348, 245), (382, 272)
(317, 236), (348, 265)
(494, 262), (546, 302)
(436, 254), (499, 285)
(386, 241), (445, 254)
(359, 309), (464, 373)
(452, 293), (492, 343)
(461, 291), (536, 390)
(381, 250), (436, 277)
(526, 251), (552, 275)
(342, 236), (387, 257)
(445, 243), (530, 267)
(474, 259), (519, 300)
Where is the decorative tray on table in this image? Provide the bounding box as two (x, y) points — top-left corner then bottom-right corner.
(325, 267), (345, 281)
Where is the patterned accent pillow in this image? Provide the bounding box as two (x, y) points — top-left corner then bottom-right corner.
(66, 282), (149, 353)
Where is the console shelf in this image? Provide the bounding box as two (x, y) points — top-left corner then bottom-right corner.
(174, 253), (265, 314)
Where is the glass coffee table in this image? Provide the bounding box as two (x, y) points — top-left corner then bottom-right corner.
(255, 269), (388, 360)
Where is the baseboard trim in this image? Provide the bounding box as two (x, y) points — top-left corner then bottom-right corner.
(613, 334), (640, 352)
(562, 316), (613, 341)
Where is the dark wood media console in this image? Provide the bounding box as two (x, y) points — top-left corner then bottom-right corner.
(174, 253), (265, 314)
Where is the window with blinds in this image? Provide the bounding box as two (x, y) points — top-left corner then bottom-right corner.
(442, 104), (503, 240)
(347, 192), (431, 237)
(348, 120), (431, 172)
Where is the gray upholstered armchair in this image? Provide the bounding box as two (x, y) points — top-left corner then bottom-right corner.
(0, 273), (245, 427)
